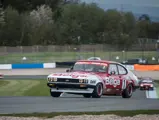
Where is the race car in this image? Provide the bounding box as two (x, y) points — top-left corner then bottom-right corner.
(47, 60), (140, 98)
(139, 77), (154, 90)
(0, 73), (3, 79)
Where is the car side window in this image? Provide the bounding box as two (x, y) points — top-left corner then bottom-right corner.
(117, 65), (127, 75)
(108, 64), (118, 75)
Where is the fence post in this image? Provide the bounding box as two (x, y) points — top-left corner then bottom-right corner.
(4, 46), (7, 53)
(20, 46), (23, 53)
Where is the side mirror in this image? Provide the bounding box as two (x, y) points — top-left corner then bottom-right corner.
(66, 66), (73, 72)
(110, 71), (116, 75)
(70, 66), (73, 70)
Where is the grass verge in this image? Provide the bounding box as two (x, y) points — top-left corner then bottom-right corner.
(0, 79), (49, 96)
(0, 110), (159, 118)
(0, 80), (159, 96)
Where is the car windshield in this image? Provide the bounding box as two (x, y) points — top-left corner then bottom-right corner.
(72, 62), (108, 72)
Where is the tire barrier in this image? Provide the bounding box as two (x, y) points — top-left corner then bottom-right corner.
(134, 64), (159, 71)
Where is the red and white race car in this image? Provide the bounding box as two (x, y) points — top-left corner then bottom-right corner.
(47, 60), (139, 98)
(139, 77), (154, 90)
(0, 73), (3, 79)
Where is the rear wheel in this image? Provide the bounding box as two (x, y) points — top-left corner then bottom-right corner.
(92, 83), (103, 98)
(122, 84), (133, 98)
(50, 89), (62, 97)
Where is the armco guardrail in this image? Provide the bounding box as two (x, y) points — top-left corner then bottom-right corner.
(0, 63), (56, 69)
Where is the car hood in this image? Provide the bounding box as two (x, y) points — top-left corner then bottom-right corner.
(48, 71), (97, 79)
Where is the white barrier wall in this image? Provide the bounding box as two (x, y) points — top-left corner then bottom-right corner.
(0, 64), (12, 69)
(43, 63), (56, 68)
(0, 63), (56, 69)
(0, 63), (133, 70)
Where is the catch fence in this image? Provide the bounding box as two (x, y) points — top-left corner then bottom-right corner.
(0, 44), (158, 64)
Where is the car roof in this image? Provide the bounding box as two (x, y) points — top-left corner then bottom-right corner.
(77, 60), (118, 64)
(141, 77), (152, 80)
(142, 80), (153, 82)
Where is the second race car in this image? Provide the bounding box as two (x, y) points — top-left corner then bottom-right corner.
(0, 73), (3, 79)
(139, 77), (154, 90)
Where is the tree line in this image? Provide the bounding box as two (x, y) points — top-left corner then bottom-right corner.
(0, 0), (159, 50)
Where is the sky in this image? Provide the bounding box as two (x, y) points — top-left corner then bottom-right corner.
(80, 0), (159, 17)
(81, 0), (159, 7)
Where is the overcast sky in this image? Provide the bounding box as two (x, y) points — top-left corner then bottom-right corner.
(80, 0), (159, 17)
(82, 0), (159, 7)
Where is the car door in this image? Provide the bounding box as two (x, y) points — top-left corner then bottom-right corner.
(105, 63), (121, 89)
(116, 64), (128, 89)
(117, 64), (128, 78)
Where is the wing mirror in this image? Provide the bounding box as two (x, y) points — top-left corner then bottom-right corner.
(66, 66), (73, 72)
(110, 71), (116, 75)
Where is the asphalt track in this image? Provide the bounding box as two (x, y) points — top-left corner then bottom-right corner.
(0, 69), (159, 114)
(0, 90), (159, 114)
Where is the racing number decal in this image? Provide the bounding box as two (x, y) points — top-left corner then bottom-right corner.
(105, 77), (120, 87)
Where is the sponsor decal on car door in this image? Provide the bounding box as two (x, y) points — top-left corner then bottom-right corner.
(104, 63), (123, 89)
(104, 75), (122, 89)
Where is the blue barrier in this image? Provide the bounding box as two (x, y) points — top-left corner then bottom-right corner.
(12, 63), (44, 69)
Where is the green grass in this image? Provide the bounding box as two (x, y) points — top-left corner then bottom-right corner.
(0, 110), (159, 118)
(0, 79), (159, 96)
(0, 51), (158, 64)
(0, 80), (49, 96)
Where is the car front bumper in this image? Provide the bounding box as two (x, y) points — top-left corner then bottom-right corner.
(47, 82), (95, 94)
(140, 86), (153, 90)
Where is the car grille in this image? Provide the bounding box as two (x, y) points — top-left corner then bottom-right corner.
(56, 84), (87, 89)
(57, 78), (79, 83)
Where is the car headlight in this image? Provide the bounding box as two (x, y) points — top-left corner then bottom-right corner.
(47, 77), (51, 82)
(48, 77), (57, 82)
(52, 77), (57, 82)
(79, 79), (88, 83)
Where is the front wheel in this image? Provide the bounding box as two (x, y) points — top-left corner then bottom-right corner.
(122, 84), (133, 98)
(50, 89), (62, 97)
(92, 83), (103, 98)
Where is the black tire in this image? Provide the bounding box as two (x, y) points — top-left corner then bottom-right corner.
(122, 84), (133, 98)
(83, 94), (92, 98)
(50, 90), (62, 97)
(92, 83), (103, 98)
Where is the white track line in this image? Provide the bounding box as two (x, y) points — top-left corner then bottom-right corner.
(146, 90), (149, 98)
(146, 87), (158, 99)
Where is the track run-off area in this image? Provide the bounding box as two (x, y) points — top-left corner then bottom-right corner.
(0, 68), (159, 114)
